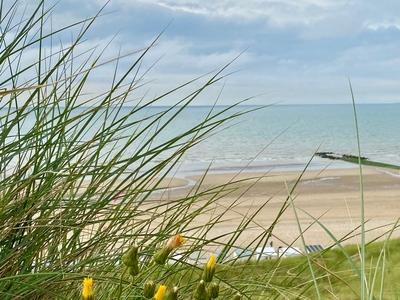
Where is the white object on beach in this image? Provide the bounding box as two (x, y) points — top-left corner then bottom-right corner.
(232, 246), (278, 261)
(255, 246), (278, 259)
(278, 246), (302, 258)
(232, 248), (254, 261)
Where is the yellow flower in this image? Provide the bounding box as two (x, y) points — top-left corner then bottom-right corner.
(81, 277), (93, 300)
(166, 234), (185, 250)
(154, 285), (167, 300)
(207, 254), (216, 269)
(202, 254), (216, 282)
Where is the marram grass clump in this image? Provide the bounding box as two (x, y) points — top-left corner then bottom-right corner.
(82, 234), (231, 299)
(0, 1), (266, 299)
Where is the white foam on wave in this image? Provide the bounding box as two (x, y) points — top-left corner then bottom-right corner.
(302, 176), (340, 184)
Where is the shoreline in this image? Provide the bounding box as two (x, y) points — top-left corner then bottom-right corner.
(166, 159), (358, 179)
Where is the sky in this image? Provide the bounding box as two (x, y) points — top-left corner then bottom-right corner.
(6, 0), (400, 105)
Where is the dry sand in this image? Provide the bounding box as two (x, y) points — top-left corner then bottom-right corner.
(159, 166), (400, 250)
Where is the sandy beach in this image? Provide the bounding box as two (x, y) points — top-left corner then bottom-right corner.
(154, 166), (400, 251)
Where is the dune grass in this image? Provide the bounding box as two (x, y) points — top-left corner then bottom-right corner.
(0, 1), (274, 298)
(1, 1), (400, 299)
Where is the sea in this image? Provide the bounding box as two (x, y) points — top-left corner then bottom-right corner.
(149, 103), (400, 176)
(1, 104), (400, 177)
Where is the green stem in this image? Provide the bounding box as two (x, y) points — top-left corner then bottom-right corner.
(116, 266), (128, 299)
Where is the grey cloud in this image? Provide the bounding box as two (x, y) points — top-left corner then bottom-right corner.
(5, 0), (400, 105)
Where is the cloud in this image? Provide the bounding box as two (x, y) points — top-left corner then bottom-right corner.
(5, 0), (400, 105)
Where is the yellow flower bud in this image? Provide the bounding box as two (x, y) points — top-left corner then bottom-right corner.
(154, 234), (185, 265)
(193, 280), (207, 300)
(154, 285), (167, 300)
(143, 280), (156, 299)
(81, 277), (93, 300)
(202, 254), (216, 282)
(232, 293), (242, 300)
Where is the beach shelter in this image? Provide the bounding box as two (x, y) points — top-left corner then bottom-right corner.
(278, 246), (302, 258)
(255, 246), (277, 259)
(305, 245), (324, 253)
(232, 248), (254, 261)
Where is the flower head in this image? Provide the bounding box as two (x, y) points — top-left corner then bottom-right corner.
(166, 234), (185, 250)
(143, 280), (156, 299)
(154, 234), (185, 265)
(202, 254), (216, 282)
(81, 277), (93, 300)
(154, 285), (167, 300)
(122, 245), (140, 277)
(193, 280), (207, 300)
(208, 282), (219, 299)
(207, 254), (216, 268)
(122, 244), (139, 267)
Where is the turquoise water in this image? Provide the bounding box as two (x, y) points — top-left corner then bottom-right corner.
(2, 104), (400, 176)
(163, 104), (400, 174)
